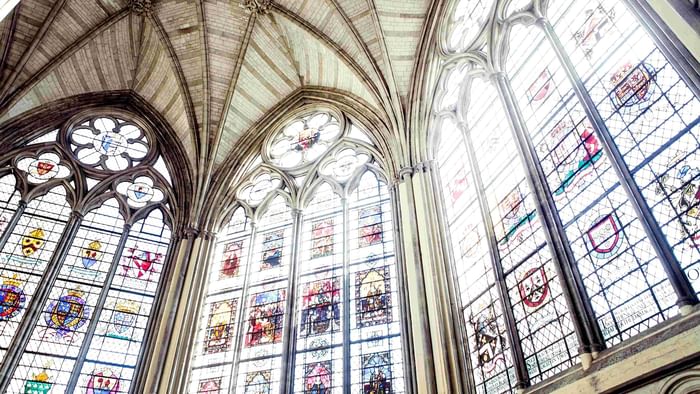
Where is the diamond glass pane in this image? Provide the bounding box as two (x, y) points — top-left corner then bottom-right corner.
(76, 209), (171, 392)
(188, 208), (252, 394)
(0, 186), (71, 361)
(552, 0), (700, 296)
(507, 21), (673, 346)
(9, 199), (125, 393)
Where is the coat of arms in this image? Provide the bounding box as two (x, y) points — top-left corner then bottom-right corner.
(22, 228), (45, 258)
(0, 275), (25, 321)
(86, 368), (120, 394)
(107, 300), (138, 339)
(585, 213), (623, 259)
(122, 247), (162, 278)
(81, 240), (102, 269)
(45, 288), (90, 337)
(609, 62), (655, 110)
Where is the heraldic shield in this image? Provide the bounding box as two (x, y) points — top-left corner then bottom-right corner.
(86, 368), (120, 394)
(0, 275), (25, 321)
(45, 288), (90, 337)
(22, 228), (45, 258)
(81, 240), (102, 269)
(107, 300), (138, 339)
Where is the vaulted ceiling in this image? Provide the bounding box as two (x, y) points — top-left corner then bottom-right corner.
(0, 0), (436, 180)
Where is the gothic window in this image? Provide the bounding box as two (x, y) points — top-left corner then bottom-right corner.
(0, 112), (176, 393)
(188, 108), (405, 394)
(434, 0), (699, 391)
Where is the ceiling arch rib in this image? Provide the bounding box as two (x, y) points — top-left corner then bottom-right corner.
(6, 0), (129, 98)
(213, 8), (384, 169)
(203, 0), (249, 146)
(0, 0), (55, 81)
(133, 16), (197, 163)
(214, 12), (301, 167)
(0, 15), (135, 122)
(152, 0), (204, 134)
(373, 0), (430, 100)
(274, 0), (380, 87)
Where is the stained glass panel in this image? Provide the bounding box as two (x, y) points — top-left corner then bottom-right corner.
(9, 199), (124, 393)
(233, 197), (292, 394)
(69, 116), (149, 172)
(269, 112), (342, 169)
(0, 174), (20, 237)
(348, 171), (404, 394)
(0, 186), (71, 364)
(76, 209), (171, 393)
(551, 0), (700, 296)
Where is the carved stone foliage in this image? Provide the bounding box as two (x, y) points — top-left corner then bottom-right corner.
(131, 0), (154, 15)
(242, 0), (272, 15)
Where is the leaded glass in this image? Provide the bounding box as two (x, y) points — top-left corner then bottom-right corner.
(552, 0), (700, 296)
(434, 0), (699, 390)
(189, 208), (252, 394)
(0, 186), (71, 364)
(233, 196), (292, 394)
(445, 0), (493, 52)
(69, 116), (149, 172)
(9, 199), (124, 393)
(0, 112), (174, 394)
(188, 114), (404, 394)
(506, 21), (673, 346)
(76, 209), (171, 393)
(268, 112), (342, 169)
(16, 152), (71, 184)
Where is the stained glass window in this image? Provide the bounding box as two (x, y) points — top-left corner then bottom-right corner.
(433, 0), (699, 391)
(0, 112), (176, 393)
(188, 109), (405, 393)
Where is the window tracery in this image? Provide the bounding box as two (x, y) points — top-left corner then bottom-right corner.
(0, 111), (176, 393)
(188, 108), (405, 394)
(433, 0), (699, 391)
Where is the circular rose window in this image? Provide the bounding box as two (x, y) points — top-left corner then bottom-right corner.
(69, 116), (149, 172)
(268, 111), (342, 169)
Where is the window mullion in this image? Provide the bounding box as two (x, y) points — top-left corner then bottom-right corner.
(65, 223), (132, 392)
(0, 210), (82, 391)
(279, 208), (303, 394)
(427, 163), (475, 392)
(341, 197), (350, 394)
(228, 221), (259, 394)
(491, 72), (607, 355)
(0, 200), (26, 251)
(176, 232), (220, 392)
(537, 18), (699, 310)
(461, 125), (529, 389)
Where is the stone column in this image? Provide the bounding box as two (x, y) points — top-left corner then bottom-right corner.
(394, 163), (468, 393)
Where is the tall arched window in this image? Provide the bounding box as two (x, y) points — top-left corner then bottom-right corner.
(0, 113), (176, 393)
(188, 108), (405, 394)
(433, 0), (699, 392)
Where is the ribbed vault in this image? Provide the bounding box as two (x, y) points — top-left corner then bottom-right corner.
(0, 0), (437, 185)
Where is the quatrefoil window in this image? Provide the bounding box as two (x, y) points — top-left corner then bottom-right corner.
(17, 152), (71, 184)
(237, 173), (282, 206)
(319, 148), (370, 183)
(446, 0), (492, 52)
(117, 176), (164, 208)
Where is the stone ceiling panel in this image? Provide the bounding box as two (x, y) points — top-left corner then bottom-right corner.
(14, 0), (129, 93)
(203, 0), (249, 142)
(154, 0), (205, 131)
(374, 0), (429, 99)
(134, 17), (197, 164)
(214, 14), (301, 167)
(0, 0), (54, 83)
(1, 16), (134, 121)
